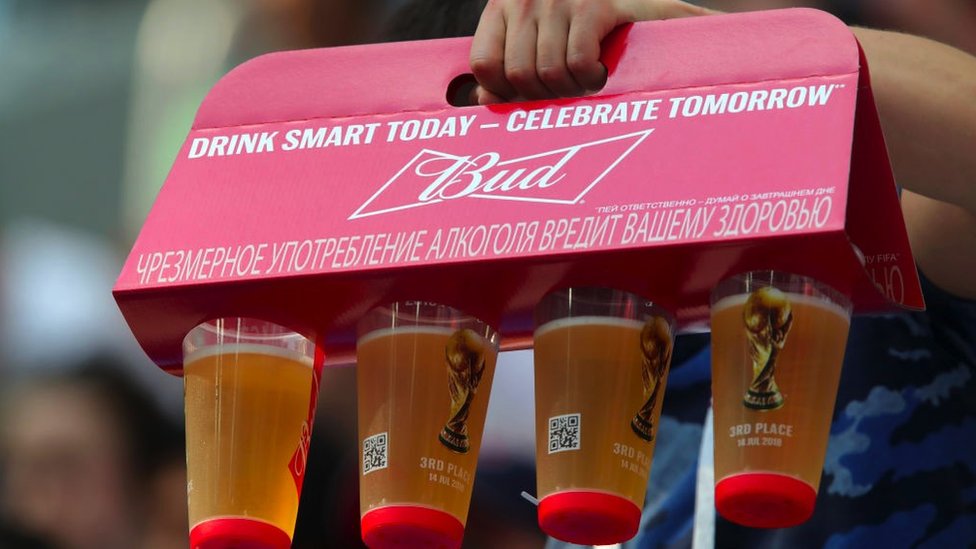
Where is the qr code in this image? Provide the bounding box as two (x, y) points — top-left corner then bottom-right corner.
(363, 432), (388, 475)
(548, 413), (581, 454)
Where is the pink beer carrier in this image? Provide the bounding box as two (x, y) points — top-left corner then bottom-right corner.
(114, 8), (923, 374)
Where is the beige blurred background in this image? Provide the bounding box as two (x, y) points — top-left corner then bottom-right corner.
(0, 0), (972, 547)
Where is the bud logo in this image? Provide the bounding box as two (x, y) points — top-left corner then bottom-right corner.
(349, 129), (653, 219)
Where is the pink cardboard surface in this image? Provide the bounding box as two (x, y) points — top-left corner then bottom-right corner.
(114, 8), (923, 373)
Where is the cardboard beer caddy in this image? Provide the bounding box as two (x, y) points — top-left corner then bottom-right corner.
(114, 8), (924, 375)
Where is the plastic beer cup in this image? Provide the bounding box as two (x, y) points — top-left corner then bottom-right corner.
(711, 271), (852, 528)
(357, 302), (500, 549)
(533, 287), (675, 545)
(183, 318), (320, 549)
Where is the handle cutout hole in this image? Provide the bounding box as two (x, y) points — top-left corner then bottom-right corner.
(446, 73), (479, 107)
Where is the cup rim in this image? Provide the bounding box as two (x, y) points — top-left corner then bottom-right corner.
(182, 318), (314, 361)
(192, 317), (304, 340)
(357, 301), (499, 344)
(710, 271), (852, 313)
(535, 286), (675, 327)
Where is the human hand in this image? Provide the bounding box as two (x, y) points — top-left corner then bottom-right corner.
(469, 0), (716, 104)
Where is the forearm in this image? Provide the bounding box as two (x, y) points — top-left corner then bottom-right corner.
(852, 27), (976, 216)
(853, 27), (976, 297)
(901, 190), (976, 299)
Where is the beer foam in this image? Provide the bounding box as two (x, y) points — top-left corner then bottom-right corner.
(712, 292), (851, 322)
(356, 325), (459, 347)
(534, 315), (645, 338)
(184, 343), (314, 367)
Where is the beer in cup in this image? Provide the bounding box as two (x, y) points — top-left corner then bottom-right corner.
(533, 287), (675, 545)
(183, 318), (319, 549)
(357, 302), (499, 549)
(711, 271), (852, 528)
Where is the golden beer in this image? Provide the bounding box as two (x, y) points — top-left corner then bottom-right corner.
(712, 292), (850, 494)
(184, 344), (314, 539)
(357, 326), (498, 524)
(534, 317), (668, 507)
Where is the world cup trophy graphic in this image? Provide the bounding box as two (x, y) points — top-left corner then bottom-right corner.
(438, 328), (488, 453)
(631, 316), (673, 442)
(743, 286), (793, 410)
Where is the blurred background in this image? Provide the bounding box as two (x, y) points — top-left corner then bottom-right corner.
(0, 0), (972, 547)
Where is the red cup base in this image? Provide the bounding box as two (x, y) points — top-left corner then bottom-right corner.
(361, 506), (464, 549)
(538, 491), (641, 545)
(715, 473), (817, 528)
(189, 517), (291, 549)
